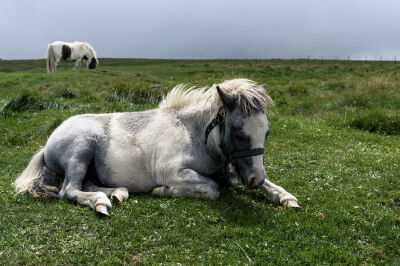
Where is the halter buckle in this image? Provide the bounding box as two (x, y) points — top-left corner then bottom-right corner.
(216, 107), (225, 123)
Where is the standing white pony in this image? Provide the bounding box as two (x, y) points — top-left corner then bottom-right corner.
(14, 79), (299, 216)
(46, 41), (98, 73)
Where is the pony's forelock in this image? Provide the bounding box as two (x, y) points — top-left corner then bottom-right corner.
(217, 79), (274, 116)
(159, 79), (273, 115)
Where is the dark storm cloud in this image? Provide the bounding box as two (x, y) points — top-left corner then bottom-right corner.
(1, 0), (400, 60)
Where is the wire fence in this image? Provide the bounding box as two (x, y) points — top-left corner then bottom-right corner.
(271, 56), (399, 62)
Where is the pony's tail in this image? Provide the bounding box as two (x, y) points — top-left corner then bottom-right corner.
(14, 149), (45, 194)
(13, 149), (61, 198)
(46, 45), (55, 73)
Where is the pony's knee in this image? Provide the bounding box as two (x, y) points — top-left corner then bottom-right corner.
(205, 183), (220, 200)
(152, 184), (219, 200)
(195, 182), (220, 200)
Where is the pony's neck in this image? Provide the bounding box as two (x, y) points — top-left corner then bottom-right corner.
(192, 104), (225, 161)
(173, 101), (223, 155)
(82, 44), (95, 58)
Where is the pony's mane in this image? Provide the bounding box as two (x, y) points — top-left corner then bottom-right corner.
(80, 42), (98, 62)
(159, 79), (273, 115)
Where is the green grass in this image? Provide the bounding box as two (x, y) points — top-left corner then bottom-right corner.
(0, 58), (399, 264)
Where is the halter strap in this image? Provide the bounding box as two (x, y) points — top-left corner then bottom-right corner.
(223, 148), (265, 165)
(204, 106), (225, 145)
(204, 106), (264, 165)
(231, 148), (265, 160)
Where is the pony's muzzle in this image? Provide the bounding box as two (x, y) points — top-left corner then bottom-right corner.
(248, 169), (265, 189)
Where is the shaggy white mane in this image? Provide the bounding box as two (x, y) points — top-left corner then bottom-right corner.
(79, 42), (98, 61)
(159, 79), (273, 114)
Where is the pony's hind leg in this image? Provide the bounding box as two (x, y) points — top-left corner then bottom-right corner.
(82, 179), (129, 203)
(53, 57), (61, 73)
(57, 143), (112, 215)
(152, 169), (220, 200)
(60, 175), (112, 215)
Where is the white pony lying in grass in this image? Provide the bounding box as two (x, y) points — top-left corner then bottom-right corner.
(46, 41), (98, 73)
(14, 79), (299, 216)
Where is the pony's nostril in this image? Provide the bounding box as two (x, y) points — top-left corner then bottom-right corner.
(248, 170), (265, 188)
(249, 174), (258, 187)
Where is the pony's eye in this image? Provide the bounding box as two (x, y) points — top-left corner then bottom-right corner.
(235, 133), (250, 142)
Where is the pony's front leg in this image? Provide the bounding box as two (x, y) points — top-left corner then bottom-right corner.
(152, 169), (220, 200)
(73, 59), (81, 71)
(261, 179), (299, 207)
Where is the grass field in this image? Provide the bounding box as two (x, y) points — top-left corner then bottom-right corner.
(0, 58), (399, 264)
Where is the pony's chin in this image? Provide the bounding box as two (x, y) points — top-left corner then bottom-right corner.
(242, 179), (263, 189)
(239, 171), (264, 189)
(232, 162), (258, 189)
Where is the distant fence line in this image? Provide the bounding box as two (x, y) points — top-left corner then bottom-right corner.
(269, 56), (399, 62)
(0, 57), (398, 62)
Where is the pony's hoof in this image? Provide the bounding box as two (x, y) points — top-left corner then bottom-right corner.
(112, 193), (124, 203)
(152, 187), (163, 196)
(95, 204), (110, 216)
(283, 200), (300, 208)
(152, 188), (160, 196)
(111, 189), (128, 203)
(111, 191), (128, 202)
(42, 185), (59, 193)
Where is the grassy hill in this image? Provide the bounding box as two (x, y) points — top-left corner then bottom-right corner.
(0, 58), (399, 264)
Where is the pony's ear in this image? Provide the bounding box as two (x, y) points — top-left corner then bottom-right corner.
(216, 85), (235, 110)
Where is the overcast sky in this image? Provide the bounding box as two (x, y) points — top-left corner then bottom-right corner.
(1, 0), (399, 60)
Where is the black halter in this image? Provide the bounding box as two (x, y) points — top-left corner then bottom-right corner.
(204, 106), (265, 165)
